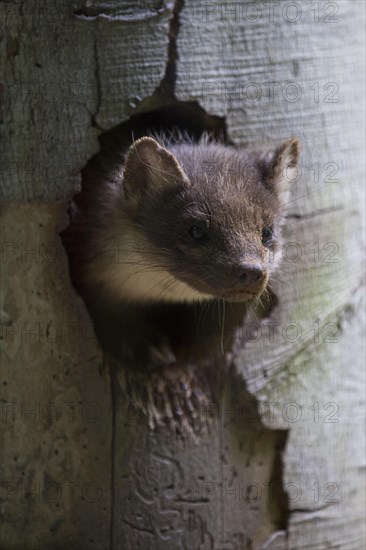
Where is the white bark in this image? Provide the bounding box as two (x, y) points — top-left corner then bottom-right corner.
(175, 0), (365, 545)
(1, 0), (364, 548)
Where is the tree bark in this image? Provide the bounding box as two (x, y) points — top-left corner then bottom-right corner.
(1, 1), (364, 549)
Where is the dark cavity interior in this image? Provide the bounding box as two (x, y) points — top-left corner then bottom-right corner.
(62, 101), (276, 369)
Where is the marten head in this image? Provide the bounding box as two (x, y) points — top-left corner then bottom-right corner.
(121, 135), (300, 302)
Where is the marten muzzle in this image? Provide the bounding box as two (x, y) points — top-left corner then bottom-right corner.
(234, 261), (266, 288)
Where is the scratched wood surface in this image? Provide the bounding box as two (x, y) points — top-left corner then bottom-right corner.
(0, 0), (172, 201)
(0, 204), (110, 548)
(1, 0), (365, 549)
(175, 0), (366, 546)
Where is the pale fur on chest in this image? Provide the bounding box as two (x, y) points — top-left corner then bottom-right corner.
(84, 222), (212, 303)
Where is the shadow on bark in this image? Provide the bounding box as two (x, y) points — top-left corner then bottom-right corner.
(61, 101), (289, 543)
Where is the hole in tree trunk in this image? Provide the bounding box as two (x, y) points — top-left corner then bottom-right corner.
(61, 100), (277, 436)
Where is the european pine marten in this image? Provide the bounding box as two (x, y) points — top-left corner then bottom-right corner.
(67, 135), (300, 305)
(62, 134), (300, 430)
(63, 134), (300, 372)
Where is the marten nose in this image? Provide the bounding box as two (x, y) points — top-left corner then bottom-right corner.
(236, 262), (265, 288)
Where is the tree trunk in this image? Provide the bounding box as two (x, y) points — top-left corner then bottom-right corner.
(1, 1), (364, 549)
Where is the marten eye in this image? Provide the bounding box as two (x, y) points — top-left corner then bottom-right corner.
(188, 225), (208, 242)
(262, 226), (273, 246)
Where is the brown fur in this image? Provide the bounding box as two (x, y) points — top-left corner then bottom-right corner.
(62, 134), (300, 435)
(64, 135), (300, 305)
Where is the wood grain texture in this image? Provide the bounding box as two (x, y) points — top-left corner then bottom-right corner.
(1, 0), (365, 547)
(174, 0), (366, 546)
(0, 0), (173, 200)
(0, 204), (110, 549)
(110, 369), (289, 548)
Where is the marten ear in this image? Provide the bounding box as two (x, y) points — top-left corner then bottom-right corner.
(262, 138), (301, 203)
(122, 137), (189, 206)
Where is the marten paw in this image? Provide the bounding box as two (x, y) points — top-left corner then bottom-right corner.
(147, 336), (176, 370)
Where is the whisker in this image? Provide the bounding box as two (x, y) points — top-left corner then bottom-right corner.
(220, 299), (226, 355)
